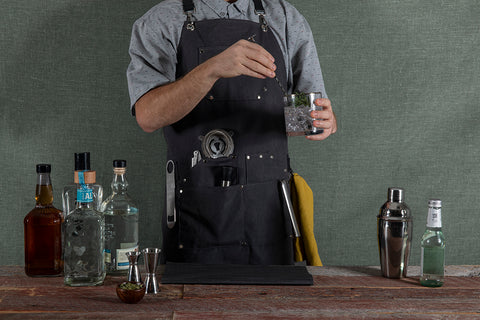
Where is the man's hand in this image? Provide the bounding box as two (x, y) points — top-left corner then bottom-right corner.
(306, 98), (337, 141)
(204, 39), (277, 81)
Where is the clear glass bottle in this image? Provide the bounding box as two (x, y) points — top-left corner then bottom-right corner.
(100, 160), (139, 275)
(64, 170), (105, 286)
(62, 152), (103, 216)
(24, 164), (63, 276)
(420, 199), (445, 287)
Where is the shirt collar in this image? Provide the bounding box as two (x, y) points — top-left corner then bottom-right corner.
(200, 0), (249, 18)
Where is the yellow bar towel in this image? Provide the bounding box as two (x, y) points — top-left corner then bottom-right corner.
(291, 173), (323, 266)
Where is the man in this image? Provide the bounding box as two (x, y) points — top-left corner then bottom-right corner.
(127, 0), (337, 265)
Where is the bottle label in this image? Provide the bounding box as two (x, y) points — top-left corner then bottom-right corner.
(426, 207), (442, 228)
(77, 171), (93, 203)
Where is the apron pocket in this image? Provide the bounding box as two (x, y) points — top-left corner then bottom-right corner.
(243, 180), (292, 245)
(177, 185), (244, 249)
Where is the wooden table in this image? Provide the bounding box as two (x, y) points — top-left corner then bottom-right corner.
(1, 265), (480, 319)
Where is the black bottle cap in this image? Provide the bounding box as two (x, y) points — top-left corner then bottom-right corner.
(113, 160), (127, 168)
(36, 164), (51, 173)
(75, 152), (91, 171)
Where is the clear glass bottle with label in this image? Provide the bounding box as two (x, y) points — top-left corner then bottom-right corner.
(24, 164), (63, 276)
(100, 160), (139, 275)
(62, 152), (103, 216)
(64, 170), (105, 286)
(420, 199), (445, 287)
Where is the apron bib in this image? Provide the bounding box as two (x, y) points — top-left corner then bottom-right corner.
(162, 0), (294, 265)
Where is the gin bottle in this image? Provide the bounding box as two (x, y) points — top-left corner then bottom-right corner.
(420, 199), (445, 287)
(24, 164), (63, 276)
(62, 152), (103, 216)
(64, 170), (105, 286)
(100, 160), (139, 275)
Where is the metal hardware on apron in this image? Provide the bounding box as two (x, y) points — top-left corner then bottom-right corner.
(162, 0), (295, 265)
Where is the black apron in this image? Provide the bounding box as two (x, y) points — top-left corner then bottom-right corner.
(162, 0), (294, 265)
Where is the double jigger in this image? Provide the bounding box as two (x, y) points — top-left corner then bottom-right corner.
(126, 248), (161, 294)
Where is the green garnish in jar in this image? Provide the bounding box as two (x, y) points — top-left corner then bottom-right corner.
(294, 92), (309, 107)
(120, 282), (144, 290)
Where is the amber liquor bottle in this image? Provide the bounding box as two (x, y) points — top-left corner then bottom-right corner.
(24, 164), (64, 276)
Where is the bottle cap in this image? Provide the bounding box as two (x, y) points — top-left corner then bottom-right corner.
(74, 170), (96, 184)
(36, 164), (51, 173)
(388, 187), (404, 202)
(428, 199), (442, 208)
(113, 160), (127, 168)
(74, 152), (91, 171)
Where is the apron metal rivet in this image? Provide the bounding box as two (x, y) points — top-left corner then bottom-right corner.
(246, 155), (250, 160)
(179, 189), (183, 194)
(270, 155), (274, 159)
(179, 244), (184, 249)
(257, 95), (261, 100)
(259, 155), (263, 159)
(208, 95), (214, 100)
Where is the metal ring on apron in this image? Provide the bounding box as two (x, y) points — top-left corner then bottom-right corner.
(201, 129), (234, 159)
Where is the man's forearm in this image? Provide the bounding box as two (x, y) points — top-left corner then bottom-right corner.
(135, 62), (217, 133)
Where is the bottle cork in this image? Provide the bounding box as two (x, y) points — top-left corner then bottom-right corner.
(74, 171), (96, 184)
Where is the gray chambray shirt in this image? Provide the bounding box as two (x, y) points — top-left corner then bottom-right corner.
(126, 0), (327, 112)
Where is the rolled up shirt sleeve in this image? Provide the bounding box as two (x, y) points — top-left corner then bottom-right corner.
(126, 12), (180, 114)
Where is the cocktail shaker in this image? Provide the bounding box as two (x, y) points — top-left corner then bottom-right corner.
(377, 188), (412, 278)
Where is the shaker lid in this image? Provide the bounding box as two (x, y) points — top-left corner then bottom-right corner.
(388, 187), (404, 202)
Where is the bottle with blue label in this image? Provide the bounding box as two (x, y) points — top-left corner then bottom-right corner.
(62, 152), (103, 216)
(100, 160), (139, 275)
(64, 170), (105, 286)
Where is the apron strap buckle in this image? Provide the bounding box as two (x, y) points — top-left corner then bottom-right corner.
(253, 0), (268, 32)
(185, 11), (195, 31)
(257, 14), (268, 32)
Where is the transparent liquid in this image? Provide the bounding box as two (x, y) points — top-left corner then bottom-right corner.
(420, 229), (445, 287)
(104, 209), (139, 275)
(284, 106), (313, 136)
(64, 208), (105, 286)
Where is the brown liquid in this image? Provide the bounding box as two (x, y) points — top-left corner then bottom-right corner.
(24, 185), (64, 276)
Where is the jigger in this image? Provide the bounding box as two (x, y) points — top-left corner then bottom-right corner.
(143, 248), (161, 294)
(126, 251), (142, 283)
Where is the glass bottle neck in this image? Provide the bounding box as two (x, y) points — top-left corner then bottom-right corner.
(111, 168), (128, 194)
(35, 172), (53, 206)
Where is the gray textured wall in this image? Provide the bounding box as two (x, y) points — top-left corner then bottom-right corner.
(2, 0), (479, 266)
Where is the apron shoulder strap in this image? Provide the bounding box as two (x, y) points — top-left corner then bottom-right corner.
(183, 0), (194, 13)
(252, 0), (268, 32)
(252, 0), (265, 14)
(182, 0), (195, 31)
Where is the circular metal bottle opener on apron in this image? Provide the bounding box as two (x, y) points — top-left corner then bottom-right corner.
(201, 129), (234, 159)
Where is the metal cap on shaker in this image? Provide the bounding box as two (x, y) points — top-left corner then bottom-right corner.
(388, 187), (404, 203)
